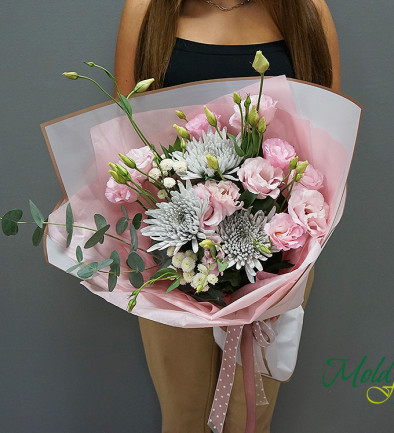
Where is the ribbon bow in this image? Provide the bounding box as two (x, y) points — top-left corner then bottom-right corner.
(208, 320), (276, 433)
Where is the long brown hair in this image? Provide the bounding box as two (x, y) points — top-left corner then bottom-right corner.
(135, 0), (332, 89)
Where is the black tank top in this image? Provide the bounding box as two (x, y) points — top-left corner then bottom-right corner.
(163, 38), (295, 88)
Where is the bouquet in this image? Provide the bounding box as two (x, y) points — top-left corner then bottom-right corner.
(1, 52), (361, 433)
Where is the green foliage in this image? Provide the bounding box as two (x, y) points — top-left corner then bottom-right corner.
(168, 136), (183, 154)
(121, 205), (129, 219)
(127, 252), (145, 272)
(29, 200), (44, 228)
(252, 196), (276, 214)
(76, 245), (83, 262)
(132, 213), (143, 230)
(108, 250), (120, 292)
(119, 94), (133, 116)
(66, 203), (74, 247)
(160, 144), (170, 158)
(129, 271), (144, 288)
(77, 262), (99, 278)
(1, 209), (23, 236)
(217, 259), (229, 273)
(84, 224), (110, 248)
(129, 224), (138, 252)
(166, 278), (181, 293)
(239, 190), (258, 208)
(151, 267), (179, 280)
(116, 217), (128, 234)
(227, 132), (245, 157)
(32, 223), (46, 246)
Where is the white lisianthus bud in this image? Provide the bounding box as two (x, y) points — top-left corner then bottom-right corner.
(133, 78), (155, 93)
(252, 50), (270, 74)
(248, 105), (259, 127)
(62, 71), (79, 80)
(118, 153), (136, 169)
(163, 177), (176, 189)
(288, 157), (299, 170)
(108, 170), (127, 184)
(159, 158), (174, 171)
(295, 160), (309, 175)
(181, 257), (196, 273)
(295, 173), (303, 182)
(199, 239), (214, 250)
(173, 124), (190, 140)
(257, 116), (266, 133)
(175, 110), (187, 121)
(203, 105), (217, 127)
(206, 154), (219, 170)
(148, 168), (161, 181)
(196, 283), (209, 293)
(157, 190), (168, 199)
(167, 246), (176, 257)
(183, 271), (195, 283)
(173, 161), (187, 174)
(207, 274), (218, 285)
(84, 61), (96, 67)
(185, 250), (197, 260)
(233, 91), (242, 105)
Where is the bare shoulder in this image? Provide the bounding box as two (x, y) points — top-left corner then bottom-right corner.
(311, 0), (341, 91)
(114, 0), (151, 95)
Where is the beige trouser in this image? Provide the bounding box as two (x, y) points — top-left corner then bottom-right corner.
(139, 268), (314, 433)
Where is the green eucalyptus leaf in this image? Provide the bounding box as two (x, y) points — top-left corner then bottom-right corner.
(32, 224), (45, 246)
(121, 205), (129, 219)
(94, 214), (107, 229)
(166, 278), (181, 293)
(129, 224), (138, 252)
(127, 252), (145, 272)
(97, 258), (114, 271)
(76, 245), (83, 262)
(66, 232), (72, 248)
(65, 203), (73, 247)
(129, 271), (144, 288)
(108, 273), (117, 292)
(116, 217), (128, 234)
(29, 200), (44, 228)
(110, 250), (121, 276)
(77, 262), (99, 279)
(1, 209), (22, 236)
(132, 213), (143, 230)
(66, 262), (84, 273)
(84, 224), (110, 249)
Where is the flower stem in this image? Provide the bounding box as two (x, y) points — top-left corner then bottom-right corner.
(256, 73), (265, 112)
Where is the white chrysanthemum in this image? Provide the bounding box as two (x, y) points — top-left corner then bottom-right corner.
(181, 257), (196, 273)
(185, 250), (197, 260)
(172, 127), (243, 180)
(157, 190), (168, 199)
(173, 161), (188, 174)
(160, 158), (174, 171)
(167, 246), (176, 257)
(183, 271), (195, 283)
(141, 181), (212, 253)
(163, 177), (176, 189)
(217, 208), (278, 283)
(197, 264), (208, 273)
(191, 273), (206, 289)
(172, 252), (186, 268)
(148, 167), (161, 181)
(207, 274), (218, 285)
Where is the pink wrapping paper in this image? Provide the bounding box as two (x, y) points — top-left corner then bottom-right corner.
(45, 76), (359, 328)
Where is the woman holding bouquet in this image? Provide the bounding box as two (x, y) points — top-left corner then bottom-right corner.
(114, 0), (340, 432)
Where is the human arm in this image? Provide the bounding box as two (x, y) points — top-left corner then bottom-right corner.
(114, 0), (150, 97)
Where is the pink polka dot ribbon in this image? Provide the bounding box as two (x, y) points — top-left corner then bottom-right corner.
(208, 320), (276, 433)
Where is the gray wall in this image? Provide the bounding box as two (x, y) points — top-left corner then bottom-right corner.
(1, 1), (393, 432)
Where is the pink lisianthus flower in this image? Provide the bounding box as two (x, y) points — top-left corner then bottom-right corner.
(105, 177), (141, 204)
(262, 138), (297, 170)
(238, 157), (283, 199)
(185, 113), (222, 139)
(265, 213), (307, 251)
(194, 181), (242, 230)
(288, 186), (329, 238)
(125, 146), (154, 183)
(229, 94), (277, 129)
(289, 163), (324, 190)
